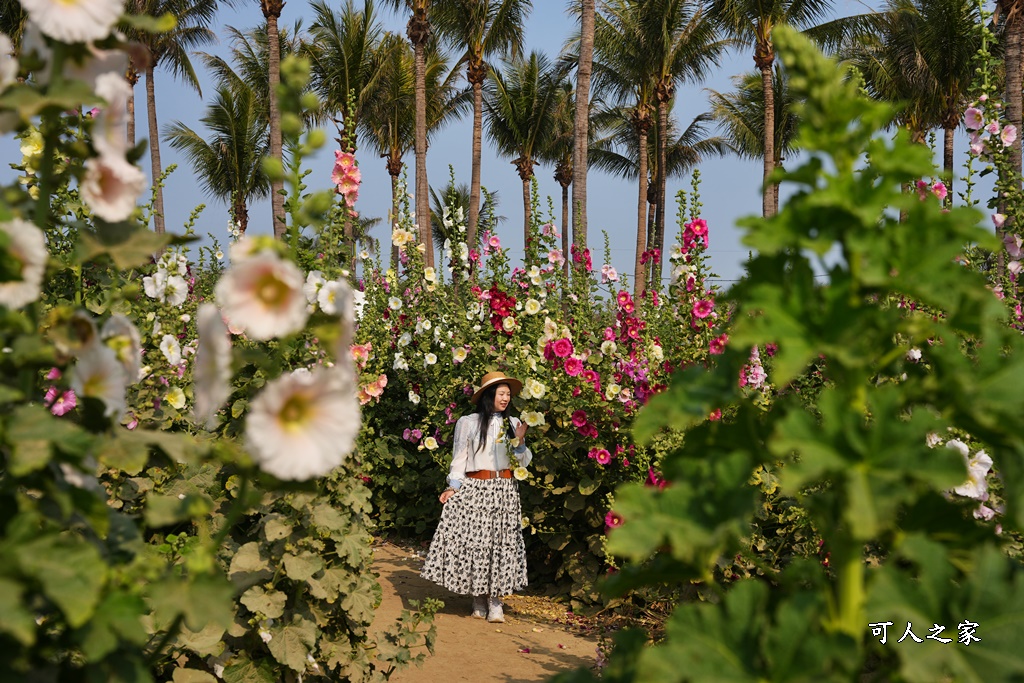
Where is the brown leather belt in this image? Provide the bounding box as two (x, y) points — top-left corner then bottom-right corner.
(466, 469), (512, 480)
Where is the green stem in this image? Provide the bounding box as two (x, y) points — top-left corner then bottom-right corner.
(830, 530), (865, 640)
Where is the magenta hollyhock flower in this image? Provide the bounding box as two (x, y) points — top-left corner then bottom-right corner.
(552, 337), (574, 358)
(646, 468), (667, 489)
(564, 357), (584, 376)
(44, 386), (58, 404)
(692, 299), (714, 318)
(709, 333), (728, 355)
(571, 409), (588, 428)
(50, 389), (77, 416)
(709, 408), (722, 421)
(581, 368), (598, 385)
(410, 428), (423, 442)
(932, 182), (948, 201)
(616, 291), (632, 309)
(488, 234), (501, 249)
(1002, 124), (1018, 146)
(46, 367), (61, 380)
(603, 327), (616, 341)
(594, 449), (612, 465)
(605, 510), (624, 529)
(964, 107), (984, 131)
(687, 218), (708, 236)
(583, 424), (598, 438)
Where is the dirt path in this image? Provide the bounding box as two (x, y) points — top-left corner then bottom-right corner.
(372, 541), (599, 683)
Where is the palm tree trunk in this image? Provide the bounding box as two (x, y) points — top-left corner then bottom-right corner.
(233, 195), (249, 233)
(145, 63), (165, 234)
(1001, 1), (1023, 277)
(520, 172), (532, 244)
(633, 126), (649, 296)
(127, 70), (137, 147)
(409, 7), (433, 268)
(561, 181), (570, 278)
(760, 61), (776, 218)
(943, 126), (954, 207)
(468, 63), (485, 262)
(655, 96), (669, 288)
(266, 11), (286, 239)
(571, 0), (595, 250)
(390, 168), (400, 270)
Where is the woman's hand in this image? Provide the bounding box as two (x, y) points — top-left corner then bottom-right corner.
(514, 420), (528, 443)
(439, 488), (456, 504)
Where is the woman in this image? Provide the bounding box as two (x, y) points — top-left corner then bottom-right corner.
(420, 370), (532, 623)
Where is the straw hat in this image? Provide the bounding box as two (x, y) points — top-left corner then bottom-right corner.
(470, 371), (523, 404)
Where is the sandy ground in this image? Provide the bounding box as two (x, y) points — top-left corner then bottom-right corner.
(371, 541), (599, 683)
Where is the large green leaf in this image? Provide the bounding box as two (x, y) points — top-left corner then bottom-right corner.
(283, 552), (324, 582)
(77, 591), (148, 660)
(267, 616), (317, 672)
(240, 586), (287, 619)
(0, 578), (35, 646)
(15, 534), (107, 628)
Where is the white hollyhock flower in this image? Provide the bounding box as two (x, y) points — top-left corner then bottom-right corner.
(601, 340), (617, 355)
(70, 341), (127, 419)
(245, 368), (361, 481)
(0, 218), (47, 310)
(303, 270), (325, 305)
(1, 34), (16, 90)
(388, 296), (402, 311)
(954, 449), (993, 500)
(160, 334), (182, 366)
(522, 411), (546, 427)
(945, 439), (969, 459)
(423, 436), (438, 450)
(423, 266), (436, 283)
(164, 274), (188, 307)
(452, 346), (468, 363)
(408, 391), (420, 404)
(101, 314), (141, 383)
(513, 466), (529, 481)
(502, 317), (516, 332)
(524, 299), (541, 315)
(317, 280), (342, 314)
(143, 269), (166, 300)
(352, 289), (366, 319)
(20, 0), (123, 44)
(92, 71), (131, 158)
(398, 332), (412, 347)
(525, 379), (546, 399)
(165, 386), (186, 410)
(649, 344), (664, 362)
(392, 353), (408, 370)
(424, 352), (437, 366)
(193, 304), (232, 428)
(215, 250), (308, 340)
(80, 153), (146, 223)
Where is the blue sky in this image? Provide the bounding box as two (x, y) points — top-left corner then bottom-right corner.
(2, 0), (991, 285)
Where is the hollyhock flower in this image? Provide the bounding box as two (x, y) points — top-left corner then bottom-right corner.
(552, 338), (574, 358)
(46, 367), (62, 380)
(502, 316), (517, 333)
(605, 383), (621, 400)
(452, 346), (468, 363)
(1009, 260), (1023, 276)
(317, 280), (344, 315)
(964, 107), (984, 131)
(245, 367), (360, 481)
(0, 218), (47, 309)
(303, 270), (325, 304)
(932, 182), (948, 201)
(616, 291), (632, 309)
(1004, 233), (1023, 259)
(388, 296), (403, 311)
(646, 468), (667, 489)
(906, 347), (922, 362)
(80, 153), (147, 223)
(513, 466), (529, 481)
(216, 251), (308, 340)
(985, 120), (1000, 135)
(92, 72), (132, 158)
(709, 333), (728, 355)
(605, 511), (624, 529)
(143, 270), (166, 301)
(593, 449), (612, 465)
(193, 304), (232, 428)
(571, 409), (588, 428)
(524, 299), (542, 315)
(1002, 124), (1018, 147)
(165, 386), (186, 410)
(423, 436), (438, 450)
(101, 314), (142, 382)
(423, 266), (437, 283)
(47, 387), (77, 416)
(350, 342), (372, 369)
(488, 234), (501, 250)
(408, 390), (420, 404)
(70, 341), (128, 418)
(582, 369), (599, 386)
(601, 340), (617, 355)
(564, 357), (584, 376)
(692, 299), (715, 318)
(522, 411), (546, 427)
(392, 228), (415, 248)
(424, 352), (438, 366)
(993, 213), (1007, 229)
(709, 409), (722, 421)
(525, 379), (546, 399)
(547, 249), (564, 265)
(160, 334), (182, 366)
(21, 0), (123, 43)
(0, 34), (15, 89)
(164, 274), (188, 307)
(950, 445), (992, 500)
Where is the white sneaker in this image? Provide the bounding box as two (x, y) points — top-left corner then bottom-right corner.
(487, 596), (504, 623)
(471, 596), (487, 619)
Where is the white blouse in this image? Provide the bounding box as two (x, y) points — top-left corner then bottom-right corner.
(447, 413), (533, 487)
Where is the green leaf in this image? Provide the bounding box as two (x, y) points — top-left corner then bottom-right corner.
(176, 622), (227, 658)
(15, 534), (107, 628)
(172, 669), (218, 683)
(121, 12), (177, 33)
(99, 432), (151, 475)
(0, 578), (35, 646)
(77, 226), (172, 270)
(240, 586), (287, 619)
(6, 404), (95, 475)
(267, 617), (317, 672)
(262, 515), (293, 542)
(578, 476), (599, 496)
(228, 542), (273, 590)
(78, 591), (148, 660)
(144, 493), (213, 527)
(283, 552), (324, 582)
(223, 657), (277, 683)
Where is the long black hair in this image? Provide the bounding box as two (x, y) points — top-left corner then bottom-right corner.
(475, 383), (517, 453)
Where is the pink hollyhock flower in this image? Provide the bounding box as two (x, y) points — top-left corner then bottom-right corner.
(646, 468), (668, 489)
(547, 249), (564, 265)
(986, 121), (1000, 135)
(49, 388), (78, 416)
(1004, 233), (1023, 259)
(605, 511), (624, 529)
(552, 338), (574, 358)
(709, 333), (728, 355)
(1003, 124), (1018, 146)
(45, 386), (58, 404)
(572, 386), (582, 397)
(964, 107), (984, 131)
(581, 369), (598, 385)
(603, 327), (616, 341)
(993, 213), (1007, 229)
(125, 412), (138, 430)
(692, 299), (715, 318)
(687, 218), (708, 236)
(616, 291), (632, 309)
(932, 182), (948, 201)
(594, 449), (611, 465)
(583, 423), (598, 438)
(709, 408), (722, 421)
(488, 234), (501, 249)
(571, 409), (588, 428)
(46, 367), (61, 380)
(542, 222), (558, 237)
(564, 357), (584, 376)
(350, 342), (373, 369)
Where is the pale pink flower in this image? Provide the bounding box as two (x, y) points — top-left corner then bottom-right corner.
(193, 304), (233, 429)
(993, 213), (1007, 229)
(70, 340), (128, 419)
(1004, 232), (1022, 259)
(20, 0), (122, 43)
(92, 72), (131, 158)
(488, 234), (502, 249)
(215, 250), (308, 340)
(964, 107), (984, 131)
(1002, 124), (1018, 147)
(245, 367), (361, 481)
(0, 218), (47, 309)
(80, 153), (146, 223)
(547, 249), (564, 265)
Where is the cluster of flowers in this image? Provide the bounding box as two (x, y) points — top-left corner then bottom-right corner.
(304, 269), (363, 317)
(441, 206), (473, 278)
(484, 285), (517, 335)
(927, 433), (1000, 527)
(915, 179), (948, 202)
(144, 251), (191, 309)
(331, 150), (361, 209)
(739, 345), (768, 390)
(964, 100), (1017, 157)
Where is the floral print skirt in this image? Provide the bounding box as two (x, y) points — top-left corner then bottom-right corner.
(420, 477), (528, 597)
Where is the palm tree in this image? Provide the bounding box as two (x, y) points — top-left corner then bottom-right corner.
(591, 0), (657, 293)
(641, 0), (728, 274)
(129, 0), (218, 234)
(258, 0), (287, 238)
(536, 75), (575, 273)
(572, 0), (595, 249)
(164, 76), (270, 233)
(708, 66), (798, 214)
(360, 35), (469, 268)
(429, 180), (504, 252)
(432, 0), (531, 262)
(307, 0), (389, 153)
(591, 107), (729, 291)
(484, 51), (561, 244)
(382, 0), (435, 267)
